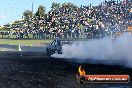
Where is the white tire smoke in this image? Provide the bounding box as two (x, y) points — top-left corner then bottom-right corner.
(52, 33), (132, 68)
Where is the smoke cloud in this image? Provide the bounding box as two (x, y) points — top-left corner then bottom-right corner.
(52, 33), (132, 68)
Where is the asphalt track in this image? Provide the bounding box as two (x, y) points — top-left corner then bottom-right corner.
(0, 44), (131, 88)
(0, 55), (131, 88)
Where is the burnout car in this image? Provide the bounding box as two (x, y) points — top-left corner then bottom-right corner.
(46, 39), (72, 56)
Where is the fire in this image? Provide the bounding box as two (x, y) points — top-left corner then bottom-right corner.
(78, 66), (86, 76)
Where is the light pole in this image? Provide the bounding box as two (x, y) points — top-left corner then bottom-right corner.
(32, 0), (34, 16)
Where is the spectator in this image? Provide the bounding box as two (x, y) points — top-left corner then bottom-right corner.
(5, 0), (131, 39)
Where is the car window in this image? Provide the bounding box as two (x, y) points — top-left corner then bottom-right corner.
(51, 40), (56, 45)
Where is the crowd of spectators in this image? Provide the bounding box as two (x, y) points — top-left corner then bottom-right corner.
(2, 0), (132, 39)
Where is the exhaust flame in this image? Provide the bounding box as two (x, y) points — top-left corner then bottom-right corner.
(78, 66), (86, 76)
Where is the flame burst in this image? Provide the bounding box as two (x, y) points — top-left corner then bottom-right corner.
(78, 66), (86, 76)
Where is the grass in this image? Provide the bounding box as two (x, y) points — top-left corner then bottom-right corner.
(0, 39), (52, 46)
(0, 34), (34, 39)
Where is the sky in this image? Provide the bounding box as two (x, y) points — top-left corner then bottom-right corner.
(0, 0), (112, 26)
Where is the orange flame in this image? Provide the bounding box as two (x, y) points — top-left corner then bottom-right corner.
(78, 66), (86, 76)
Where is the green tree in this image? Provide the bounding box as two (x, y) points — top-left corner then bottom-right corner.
(62, 2), (67, 7)
(67, 2), (76, 8)
(35, 5), (46, 18)
(23, 10), (32, 20)
(62, 2), (77, 9)
(51, 2), (61, 10)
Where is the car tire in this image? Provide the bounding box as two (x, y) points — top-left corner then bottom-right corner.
(56, 47), (62, 54)
(46, 48), (52, 56)
(56, 49), (62, 54)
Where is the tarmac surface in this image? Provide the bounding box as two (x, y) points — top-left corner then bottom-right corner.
(0, 44), (131, 88)
(0, 44), (46, 52)
(0, 56), (131, 88)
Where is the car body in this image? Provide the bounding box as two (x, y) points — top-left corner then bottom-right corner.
(46, 39), (72, 56)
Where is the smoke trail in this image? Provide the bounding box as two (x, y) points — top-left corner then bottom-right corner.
(52, 33), (132, 68)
